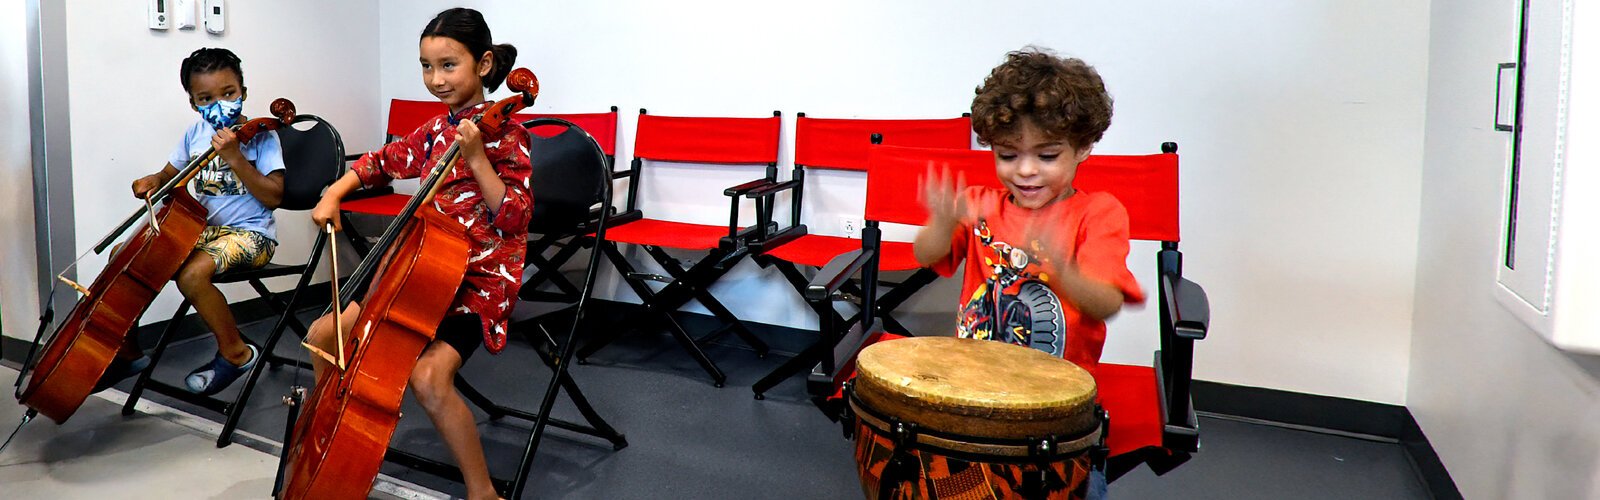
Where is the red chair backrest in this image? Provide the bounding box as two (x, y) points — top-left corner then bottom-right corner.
(386, 99), (449, 139)
(864, 146), (999, 226)
(865, 145), (1182, 242)
(516, 109), (620, 156)
(795, 116), (971, 171)
(1075, 153), (1181, 242)
(633, 112), (781, 164)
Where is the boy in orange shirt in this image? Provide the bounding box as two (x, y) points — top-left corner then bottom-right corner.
(914, 47), (1145, 378)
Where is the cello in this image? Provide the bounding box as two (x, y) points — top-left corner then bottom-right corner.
(12, 99), (298, 426)
(277, 69), (538, 499)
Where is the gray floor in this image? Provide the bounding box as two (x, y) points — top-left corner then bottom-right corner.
(4, 302), (1431, 499)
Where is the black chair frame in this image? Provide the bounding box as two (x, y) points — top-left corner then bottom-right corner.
(574, 109), (791, 387)
(746, 131), (945, 398)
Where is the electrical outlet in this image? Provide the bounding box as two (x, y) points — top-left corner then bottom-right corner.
(839, 217), (860, 239)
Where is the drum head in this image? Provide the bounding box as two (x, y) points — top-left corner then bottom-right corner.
(853, 337), (1097, 440)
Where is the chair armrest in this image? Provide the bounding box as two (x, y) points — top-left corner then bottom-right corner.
(343, 185), (394, 202)
(342, 152), (365, 162)
(805, 248), (875, 302)
(746, 179), (799, 198)
(1161, 274), (1210, 340)
(724, 178), (777, 197)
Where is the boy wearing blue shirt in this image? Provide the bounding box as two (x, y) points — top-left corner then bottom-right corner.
(103, 48), (285, 396)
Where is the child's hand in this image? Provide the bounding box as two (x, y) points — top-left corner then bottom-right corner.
(455, 121), (489, 171)
(131, 174), (162, 199)
(311, 197), (342, 231)
(211, 127), (243, 161)
(920, 163), (970, 226)
(1020, 214), (1073, 271)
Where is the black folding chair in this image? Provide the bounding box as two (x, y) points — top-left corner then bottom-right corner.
(121, 115), (345, 448)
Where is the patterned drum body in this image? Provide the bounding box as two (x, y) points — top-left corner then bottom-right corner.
(848, 337), (1101, 499)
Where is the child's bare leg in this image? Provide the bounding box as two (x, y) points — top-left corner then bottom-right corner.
(304, 303), (361, 380)
(174, 250), (252, 366)
(411, 341), (499, 500)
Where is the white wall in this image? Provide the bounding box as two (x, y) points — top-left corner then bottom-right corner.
(377, 0), (1430, 404)
(61, 1), (383, 325)
(1409, 1), (1600, 498)
(1, 4), (40, 342)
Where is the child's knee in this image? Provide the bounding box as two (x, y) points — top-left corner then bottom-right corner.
(409, 363), (449, 407)
(175, 254), (216, 290)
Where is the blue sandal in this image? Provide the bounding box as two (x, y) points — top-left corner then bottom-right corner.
(185, 344), (259, 396)
(93, 355), (151, 393)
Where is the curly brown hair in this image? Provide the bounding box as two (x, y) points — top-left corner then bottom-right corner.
(971, 48), (1112, 150)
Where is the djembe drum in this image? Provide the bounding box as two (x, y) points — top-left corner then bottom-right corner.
(846, 337), (1103, 499)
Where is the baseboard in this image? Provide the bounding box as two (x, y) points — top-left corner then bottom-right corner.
(1193, 380), (1461, 499)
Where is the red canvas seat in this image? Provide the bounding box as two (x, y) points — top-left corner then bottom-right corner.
(574, 110), (786, 387)
(807, 143), (1209, 482)
(604, 219), (739, 251)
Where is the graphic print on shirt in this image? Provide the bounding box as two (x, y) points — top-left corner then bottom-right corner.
(956, 218), (1068, 357)
(190, 154), (247, 197)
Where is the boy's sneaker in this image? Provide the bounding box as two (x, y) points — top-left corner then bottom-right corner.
(93, 355), (151, 393)
(184, 344), (259, 396)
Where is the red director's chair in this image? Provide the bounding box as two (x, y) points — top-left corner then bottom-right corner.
(748, 114), (972, 399)
(574, 110), (790, 387)
(805, 143), (1211, 480)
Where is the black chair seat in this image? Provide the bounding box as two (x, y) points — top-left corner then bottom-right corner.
(214, 262), (306, 283)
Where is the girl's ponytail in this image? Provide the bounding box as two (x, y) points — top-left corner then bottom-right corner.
(484, 43), (519, 92)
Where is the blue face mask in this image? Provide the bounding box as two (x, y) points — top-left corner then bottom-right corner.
(197, 97), (244, 129)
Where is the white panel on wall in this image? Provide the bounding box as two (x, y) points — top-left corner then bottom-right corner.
(1493, 0), (1600, 353)
(1, 2), (40, 341)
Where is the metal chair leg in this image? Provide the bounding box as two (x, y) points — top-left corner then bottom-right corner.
(122, 301), (192, 416)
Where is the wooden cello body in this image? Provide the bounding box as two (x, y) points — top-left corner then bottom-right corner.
(16, 190), (207, 423)
(277, 68), (538, 499)
(15, 99), (297, 424)
(277, 207), (468, 499)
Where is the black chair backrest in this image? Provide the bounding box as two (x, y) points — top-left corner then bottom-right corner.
(522, 118), (610, 235)
(275, 115), (345, 211)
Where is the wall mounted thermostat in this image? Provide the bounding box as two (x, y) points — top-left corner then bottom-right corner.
(204, 0), (225, 35)
(175, 0), (196, 30)
(148, 0), (169, 30)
